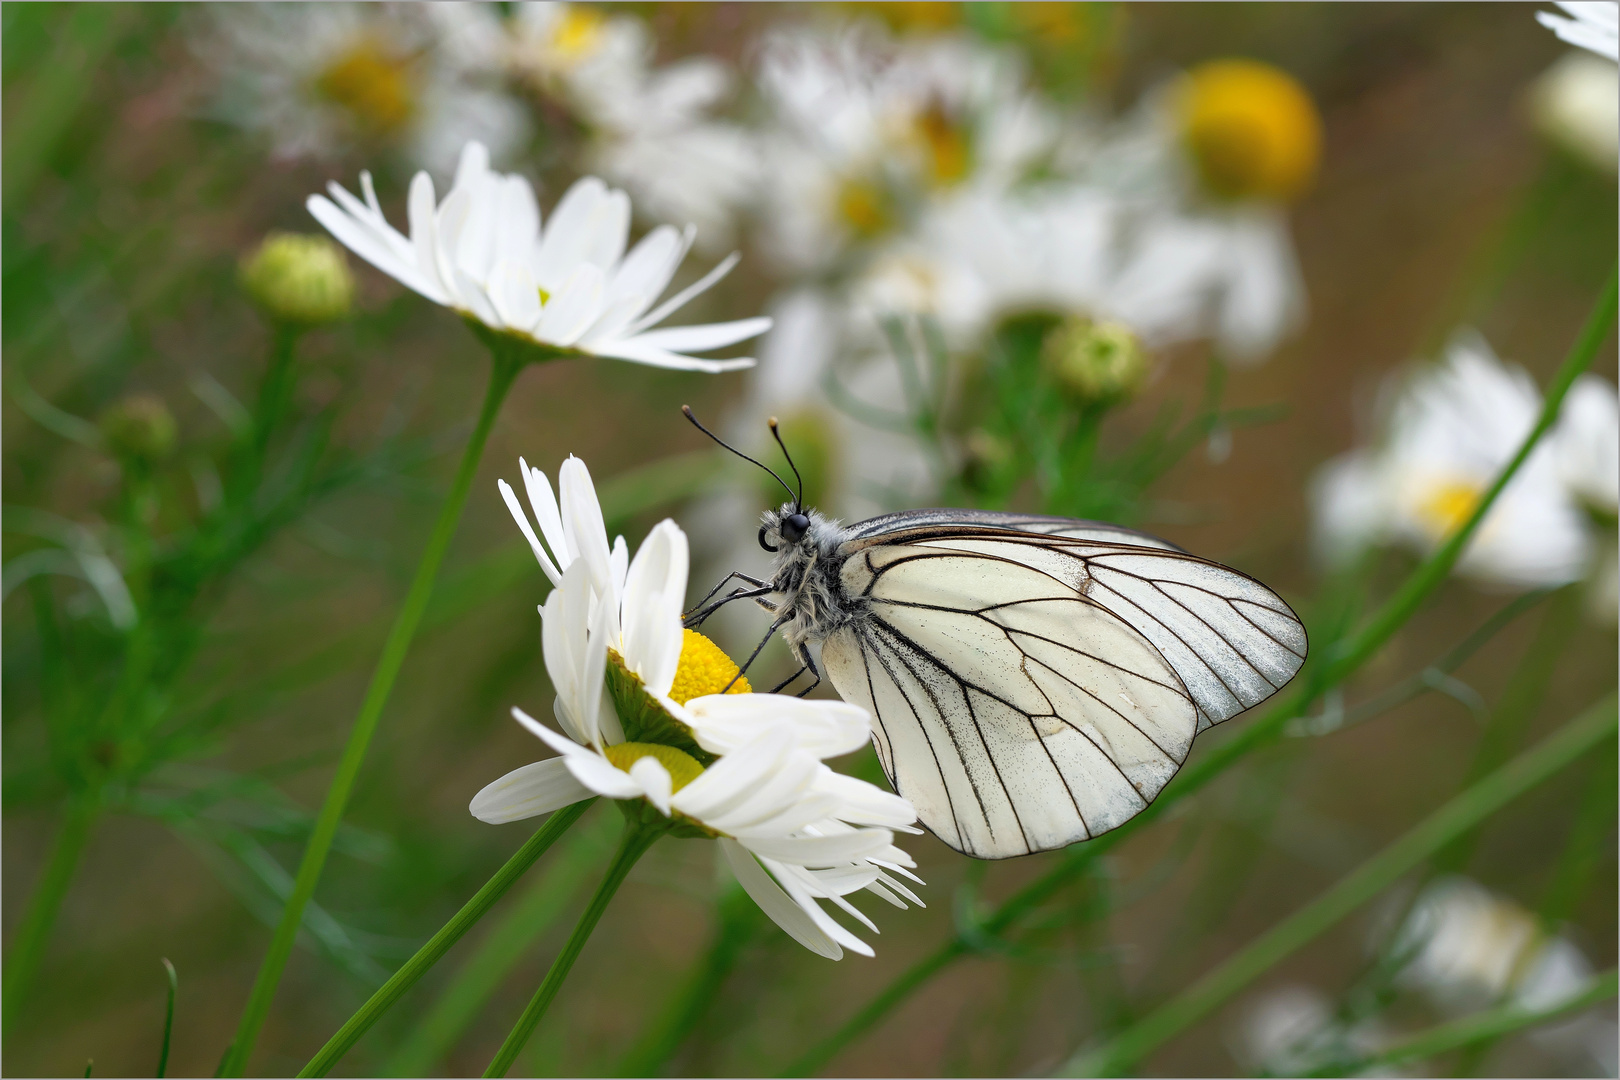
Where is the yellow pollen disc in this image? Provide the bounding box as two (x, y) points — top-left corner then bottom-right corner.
(914, 101), (971, 187)
(667, 629), (751, 704)
(603, 742), (705, 793)
(1178, 59), (1321, 202)
(1417, 479), (1483, 540)
(836, 178), (892, 238)
(314, 38), (417, 136)
(551, 7), (605, 61)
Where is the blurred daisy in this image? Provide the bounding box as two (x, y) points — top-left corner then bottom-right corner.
(471, 480), (922, 959)
(1077, 59), (1320, 363)
(755, 26), (1055, 274)
(1389, 876), (1617, 1073)
(202, 3), (527, 174)
(1310, 335), (1595, 589)
(1538, 2), (1620, 61)
(500, 3), (757, 245)
(1232, 985), (1394, 1077)
(1530, 51), (1620, 173)
(307, 141), (769, 372)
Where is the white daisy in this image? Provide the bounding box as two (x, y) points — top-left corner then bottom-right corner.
(1538, 2), (1620, 62)
(1310, 335), (1596, 589)
(1231, 985), (1391, 1077)
(307, 141), (770, 372)
(1389, 877), (1616, 1073)
(1530, 51), (1620, 174)
(496, 3), (757, 246)
(754, 26), (1056, 274)
(472, 465), (922, 959)
(1553, 374), (1620, 516)
(201, 3), (527, 174)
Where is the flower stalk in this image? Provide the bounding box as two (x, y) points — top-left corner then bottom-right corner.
(483, 819), (665, 1078)
(223, 341), (537, 1077)
(1, 793), (98, 1036)
(297, 799), (596, 1078)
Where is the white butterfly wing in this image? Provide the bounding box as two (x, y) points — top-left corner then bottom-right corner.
(821, 541), (1199, 859)
(819, 514), (1307, 858)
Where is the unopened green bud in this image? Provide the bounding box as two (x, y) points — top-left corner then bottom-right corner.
(240, 232), (354, 325)
(1043, 317), (1147, 403)
(99, 393), (177, 462)
(960, 428), (1013, 493)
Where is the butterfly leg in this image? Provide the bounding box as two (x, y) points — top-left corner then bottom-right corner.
(768, 664), (808, 694)
(684, 571), (767, 625)
(684, 585), (775, 629)
(722, 610), (793, 692)
(792, 643), (821, 698)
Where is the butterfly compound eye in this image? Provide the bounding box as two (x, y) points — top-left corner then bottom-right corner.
(781, 513), (810, 544)
(757, 525), (779, 553)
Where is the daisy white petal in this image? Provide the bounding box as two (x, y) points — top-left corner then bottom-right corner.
(720, 839), (842, 959)
(470, 759), (594, 823)
(629, 757), (674, 816)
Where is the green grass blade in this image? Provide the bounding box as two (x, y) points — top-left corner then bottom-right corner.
(1058, 693), (1618, 1076)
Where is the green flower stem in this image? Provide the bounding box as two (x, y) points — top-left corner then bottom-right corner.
(483, 821), (662, 1079)
(1434, 583), (1582, 874)
(2, 793), (98, 1035)
(780, 268), (1618, 1079)
(383, 810), (617, 1077)
(221, 348), (526, 1077)
(1319, 266), (1616, 687)
(1352, 968), (1617, 1073)
(1059, 693), (1618, 1077)
(297, 800), (596, 1078)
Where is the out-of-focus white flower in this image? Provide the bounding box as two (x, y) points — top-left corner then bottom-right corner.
(1310, 335), (1596, 588)
(1389, 876), (1617, 1073)
(1538, 2), (1620, 61)
(1554, 374), (1620, 516)
(201, 3), (527, 174)
(1531, 51), (1620, 173)
(1105, 205), (1305, 364)
(470, 499), (923, 959)
(308, 141), (769, 371)
(501, 3), (758, 245)
(755, 27), (1056, 274)
(1233, 985), (1396, 1077)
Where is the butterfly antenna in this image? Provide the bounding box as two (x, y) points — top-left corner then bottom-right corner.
(767, 417), (805, 512)
(682, 406), (797, 505)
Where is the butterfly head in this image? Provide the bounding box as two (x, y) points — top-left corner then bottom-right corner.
(758, 503), (813, 553)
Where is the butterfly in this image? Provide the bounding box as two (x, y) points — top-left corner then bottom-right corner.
(682, 409), (1308, 860)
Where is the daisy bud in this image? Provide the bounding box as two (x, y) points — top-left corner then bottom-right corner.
(240, 232), (355, 326)
(99, 393), (177, 463)
(1043, 317), (1147, 404)
(1178, 59), (1322, 202)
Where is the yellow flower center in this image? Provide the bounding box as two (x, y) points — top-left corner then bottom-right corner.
(549, 7), (605, 62)
(667, 629), (751, 704)
(1417, 479), (1483, 540)
(913, 100), (971, 188)
(603, 742), (705, 793)
(314, 38), (417, 136)
(1179, 59), (1321, 202)
(843, 1), (961, 33)
(836, 177), (894, 238)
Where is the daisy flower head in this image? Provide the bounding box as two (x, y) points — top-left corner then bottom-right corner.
(1310, 334), (1598, 589)
(306, 141), (770, 372)
(201, 3), (527, 174)
(1538, 1), (1620, 61)
(475, 458), (922, 958)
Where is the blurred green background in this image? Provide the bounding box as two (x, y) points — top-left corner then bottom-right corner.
(3, 3), (1615, 1077)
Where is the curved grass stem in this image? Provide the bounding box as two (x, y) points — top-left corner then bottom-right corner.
(1059, 693), (1618, 1076)
(298, 800), (597, 1078)
(221, 348), (526, 1076)
(483, 821), (661, 1078)
(1, 794), (98, 1035)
